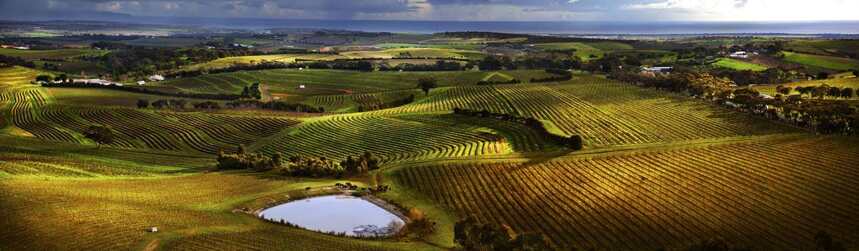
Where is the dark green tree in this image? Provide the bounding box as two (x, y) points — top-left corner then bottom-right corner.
(568, 135), (584, 150)
(815, 231), (846, 251)
(35, 74), (52, 83)
(842, 88), (854, 99)
(137, 99), (149, 109)
(84, 125), (115, 148)
(417, 77), (438, 96)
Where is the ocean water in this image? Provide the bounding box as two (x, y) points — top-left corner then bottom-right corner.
(135, 17), (859, 35)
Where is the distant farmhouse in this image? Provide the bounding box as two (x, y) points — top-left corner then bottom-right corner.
(729, 51), (749, 59)
(73, 79), (123, 86)
(148, 75), (165, 81)
(641, 66), (673, 74)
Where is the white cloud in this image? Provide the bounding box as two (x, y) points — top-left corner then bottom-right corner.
(623, 0), (859, 21)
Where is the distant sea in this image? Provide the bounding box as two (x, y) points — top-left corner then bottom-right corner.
(128, 17), (859, 35)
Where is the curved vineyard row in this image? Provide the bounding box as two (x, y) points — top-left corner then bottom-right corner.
(393, 137), (859, 250)
(255, 114), (510, 162)
(6, 100), (299, 154)
(553, 79), (796, 142)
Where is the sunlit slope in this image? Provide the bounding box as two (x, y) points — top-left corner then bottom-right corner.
(393, 135), (859, 250)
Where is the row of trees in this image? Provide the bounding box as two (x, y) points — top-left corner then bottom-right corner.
(476, 78), (522, 86)
(728, 90), (856, 134)
(379, 60), (465, 72)
(776, 84), (855, 99)
(712, 68), (803, 86)
(609, 70), (735, 98)
(530, 69), (574, 83)
(216, 147), (389, 178)
(216, 147), (345, 178)
(0, 55), (36, 68)
(453, 108), (584, 150)
(241, 82), (262, 99)
(454, 216), (551, 251)
(339, 152), (381, 175)
(225, 100), (326, 113)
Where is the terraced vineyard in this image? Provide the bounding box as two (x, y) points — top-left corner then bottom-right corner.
(382, 76), (794, 148)
(2, 61), (856, 251)
(393, 136), (859, 250)
(255, 114), (512, 162)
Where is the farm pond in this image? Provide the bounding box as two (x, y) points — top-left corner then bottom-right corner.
(259, 195), (405, 237)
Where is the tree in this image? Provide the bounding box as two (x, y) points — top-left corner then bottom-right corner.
(137, 99), (149, 109)
(417, 77), (438, 96)
(509, 233), (552, 251)
(455, 215), (539, 250)
(405, 208), (435, 238)
(827, 87), (842, 99)
(84, 125), (115, 148)
(776, 85), (791, 95)
(35, 74), (52, 83)
(54, 74), (68, 83)
(151, 100), (169, 109)
(814, 231), (846, 251)
(568, 135), (583, 150)
(842, 88), (855, 99)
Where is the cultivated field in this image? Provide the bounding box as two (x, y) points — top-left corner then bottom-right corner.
(2, 57), (857, 251)
(393, 135), (859, 250)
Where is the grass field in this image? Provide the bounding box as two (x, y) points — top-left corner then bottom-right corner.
(0, 170), (437, 251)
(533, 42), (634, 61)
(712, 58), (769, 71)
(781, 51), (859, 71)
(785, 39), (859, 57)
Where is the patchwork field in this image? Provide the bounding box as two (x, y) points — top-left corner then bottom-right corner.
(156, 69), (557, 96)
(781, 51), (859, 71)
(533, 42), (634, 60)
(338, 48), (485, 60)
(184, 53), (348, 71)
(2, 61), (857, 251)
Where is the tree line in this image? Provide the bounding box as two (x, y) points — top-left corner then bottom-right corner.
(530, 69), (574, 83)
(608, 70), (857, 135)
(727, 88), (856, 134)
(777, 84), (855, 100)
(453, 108), (584, 150)
(216, 147), (382, 178)
(225, 100), (326, 113)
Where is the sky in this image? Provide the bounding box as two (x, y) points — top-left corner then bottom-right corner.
(2, 0), (859, 22)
